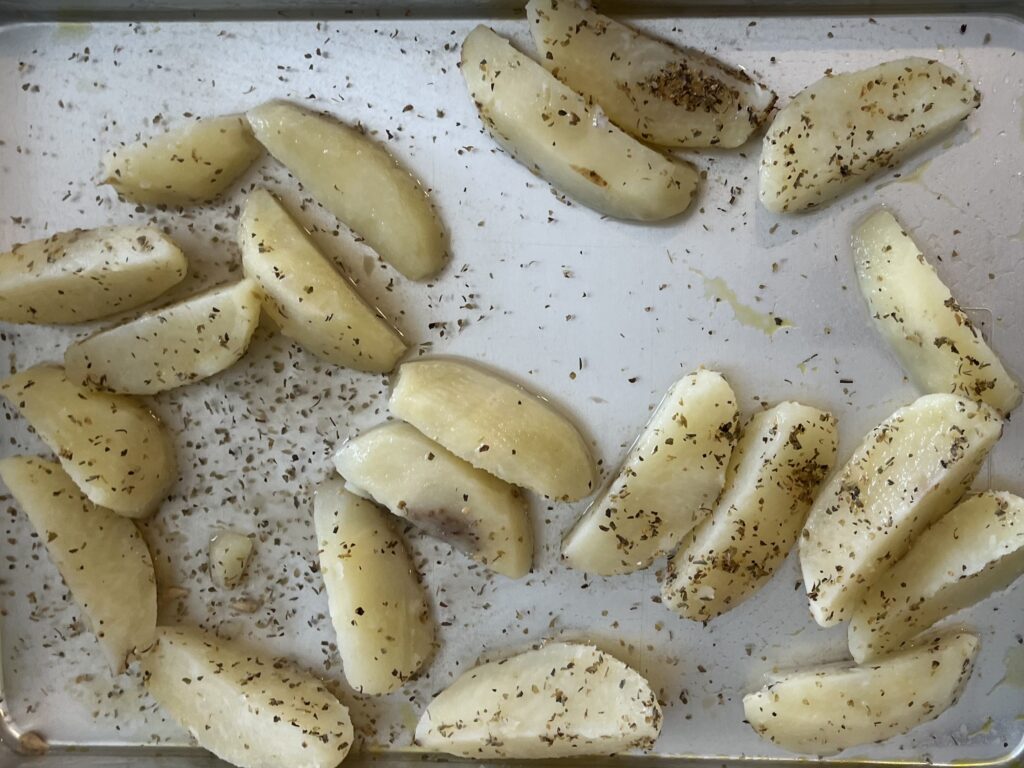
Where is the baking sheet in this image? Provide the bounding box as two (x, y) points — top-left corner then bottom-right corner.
(0, 9), (1022, 765)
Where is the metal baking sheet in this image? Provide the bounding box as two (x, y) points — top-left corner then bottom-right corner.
(0, 5), (1022, 766)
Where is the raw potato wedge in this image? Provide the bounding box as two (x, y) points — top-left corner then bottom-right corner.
(800, 394), (1002, 627)
(239, 189), (407, 373)
(0, 226), (187, 324)
(334, 422), (532, 578)
(103, 115), (262, 206)
(415, 642), (662, 758)
(389, 358), (596, 501)
(849, 491), (1024, 662)
(142, 625), (353, 768)
(0, 456), (156, 673)
(527, 0), (776, 148)
(760, 57), (979, 213)
(247, 101), (445, 281)
(209, 530), (254, 589)
(562, 370), (738, 576)
(662, 402), (837, 621)
(314, 479), (435, 694)
(461, 25), (698, 221)
(0, 365), (177, 518)
(744, 630), (978, 756)
(64, 279), (261, 395)
(854, 210), (1021, 416)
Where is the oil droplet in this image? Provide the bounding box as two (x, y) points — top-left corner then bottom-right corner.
(999, 645), (1024, 688)
(1010, 221), (1024, 241)
(878, 157), (933, 189)
(691, 268), (792, 336)
(968, 716), (994, 737)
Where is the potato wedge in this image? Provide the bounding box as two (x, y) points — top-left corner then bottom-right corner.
(334, 422), (532, 578)
(744, 630), (978, 756)
(527, 0), (776, 148)
(461, 25), (698, 221)
(246, 101), (445, 281)
(0, 456), (156, 673)
(142, 625), (352, 768)
(800, 394), (1002, 626)
(239, 189), (406, 373)
(854, 210), (1021, 416)
(562, 370), (738, 575)
(849, 491), (1024, 662)
(760, 58), (979, 213)
(314, 479), (435, 694)
(102, 115), (262, 206)
(209, 530), (254, 590)
(662, 402), (837, 621)
(415, 642), (661, 758)
(64, 279), (261, 395)
(389, 358), (596, 501)
(0, 226), (187, 324)
(0, 365), (177, 518)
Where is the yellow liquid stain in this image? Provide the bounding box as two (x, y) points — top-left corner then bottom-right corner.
(691, 268), (792, 337)
(878, 157), (933, 189)
(56, 22), (93, 39)
(968, 717), (994, 738)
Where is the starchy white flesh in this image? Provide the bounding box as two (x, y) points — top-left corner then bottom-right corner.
(208, 530), (254, 590)
(0, 365), (177, 518)
(760, 58), (979, 213)
(334, 422), (532, 578)
(103, 115), (262, 206)
(0, 226), (187, 324)
(142, 625), (353, 768)
(744, 630), (978, 756)
(849, 491), (1024, 662)
(800, 394), (1002, 627)
(562, 371), (738, 575)
(854, 210), (1021, 416)
(314, 480), (434, 694)
(662, 402), (837, 621)
(247, 101), (445, 281)
(415, 642), (662, 758)
(389, 358), (596, 501)
(238, 189), (406, 373)
(527, 0), (776, 148)
(0, 456), (156, 673)
(64, 279), (261, 395)
(461, 25), (698, 221)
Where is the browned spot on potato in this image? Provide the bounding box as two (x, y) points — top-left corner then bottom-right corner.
(570, 165), (608, 187)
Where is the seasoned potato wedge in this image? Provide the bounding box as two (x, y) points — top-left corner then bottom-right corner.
(0, 456), (156, 673)
(334, 422), (532, 578)
(314, 480), (435, 694)
(208, 530), (254, 590)
(461, 25), (698, 221)
(562, 370), (738, 575)
(102, 115), (262, 206)
(65, 279), (261, 395)
(0, 226), (187, 324)
(662, 402), (837, 621)
(142, 625), (353, 768)
(239, 189), (406, 373)
(415, 642), (661, 758)
(854, 210), (1021, 415)
(760, 58), (979, 213)
(849, 491), (1024, 662)
(0, 365), (177, 518)
(800, 394), (1002, 626)
(527, 0), (776, 148)
(744, 630), (978, 756)
(389, 358), (596, 501)
(247, 101), (445, 281)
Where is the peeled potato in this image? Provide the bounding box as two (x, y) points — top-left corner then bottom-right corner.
(142, 625), (353, 768)
(314, 480), (435, 694)
(562, 370), (738, 575)
(415, 642), (661, 759)
(760, 58), (979, 213)
(334, 422), (532, 578)
(65, 279), (261, 395)
(0, 365), (177, 518)
(208, 530), (254, 590)
(102, 115), (262, 206)
(461, 25), (698, 221)
(800, 394), (1002, 626)
(0, 456), (156, 673)
(0, 226), (187, 324)
(527, 0), (776, 148)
